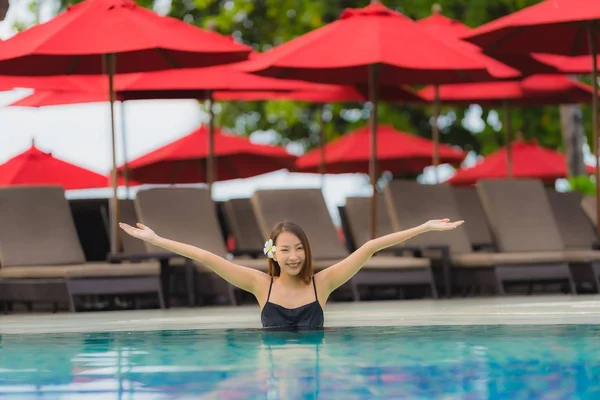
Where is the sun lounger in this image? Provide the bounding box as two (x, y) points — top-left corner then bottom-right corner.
(547, 189), (600, 291)
(134, 187), (267, 306)
(0, 186), (164, 312)
(581, 195), (597, 226)
(384, 179), (575, 295)
(476, 179), (577, 292)
(223, 198), (264, 258)
(343, 195), (395, 254)
(452, 187), (495, 251)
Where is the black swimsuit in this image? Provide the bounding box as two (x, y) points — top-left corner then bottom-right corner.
(261, 277), (324, 330)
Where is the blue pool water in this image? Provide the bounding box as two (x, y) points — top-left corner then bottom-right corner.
(1, 325), (599, 399)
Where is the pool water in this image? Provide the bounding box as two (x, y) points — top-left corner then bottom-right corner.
(1, 325), (599, 399)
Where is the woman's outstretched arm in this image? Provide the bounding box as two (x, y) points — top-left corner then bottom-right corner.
(316, 219), (463, 294)
(119, 222), (266, 295)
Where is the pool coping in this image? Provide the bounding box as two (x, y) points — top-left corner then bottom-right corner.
(2, 295), (600, 334)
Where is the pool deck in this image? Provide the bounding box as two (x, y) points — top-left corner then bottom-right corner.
(2, 295), (600, 334)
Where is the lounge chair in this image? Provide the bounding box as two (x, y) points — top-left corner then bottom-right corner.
(547, 189), (600, 291)
(581, 195), (597, 226)
(223, 198), (264, 258)
(384, 179), (575, 296)
(343, 195), (395, 254)
(250, 188), (435, 300)
(452, 187), (495, 251)
(337, 205), (357, 253)
(118, 199), (148, 256)
(476, 179), (577, 293)
(134, 187), (267, 306)
(0, 186), (164, 312)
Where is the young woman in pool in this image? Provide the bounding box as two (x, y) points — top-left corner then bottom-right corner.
(119, 218), (463, 329)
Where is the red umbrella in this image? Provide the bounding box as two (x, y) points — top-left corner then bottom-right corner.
(295, 124), (466, 175)
(111, 65), (423, 102)
(416, 8), (596, 180)
(417, 8), (563, 75)
(120, 125), (296, 184)
(447, 139), (595, 186)
(0, 74), (108, 92)
(214, 83), (426, 103)
(417, 10), (473, 38)
(419, 74), (596, 106)
(241, 3), (518, 84)
(0, 143), (133, 190)
(10, 89), (111, 107)
(416, 10), (595, 107)
(459, 3), (600, 83)
(4, 63), (424, 103)
(464, 0), (600, 56)
(532, 53), (600, 74)
(214, 86), (366, 103)
(241, 2), (519, 239)
(6, 67), (348, 105)
(464, 0), (600, 232)
(0, 0), (250, 75)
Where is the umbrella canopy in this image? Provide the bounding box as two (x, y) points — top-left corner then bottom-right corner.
(0, 144), (130, 190)
(241, 2), (519, 84)
(120, 125), (297, 184)
(6, 60), (427, 104)
(12, 85), (425, 107)
(113, 64), (424, 102)
(417, 9), (564, 76)
(532, 53), (600, 74)
(464, 0), (600, 56)
(417, 12), (473, 38)
(214, 86), (368, 103)
(0, 74), (109, 92)
(416, 12), (523, 78)
(447, 139), (595, 185)
(418, 74), (596, 106)
(111, 64), (338, 99)
(0, 0), (251, 75)
(10, 89), (111, 107)
(295, 124), (466, 175)
(214, 83), (426, 103)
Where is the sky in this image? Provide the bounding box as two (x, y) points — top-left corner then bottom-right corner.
(0, 0), (588, 225)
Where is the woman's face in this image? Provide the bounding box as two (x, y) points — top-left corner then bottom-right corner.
(273, 231), (305, 276)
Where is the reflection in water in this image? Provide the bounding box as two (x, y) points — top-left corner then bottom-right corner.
(1, 325), (600, 399)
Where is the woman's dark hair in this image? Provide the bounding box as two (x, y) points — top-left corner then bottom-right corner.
(267, 221), (313, 284)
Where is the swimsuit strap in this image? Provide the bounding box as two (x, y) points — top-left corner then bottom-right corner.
(266, 276), (274, 302)
(312, 277), (318, 303)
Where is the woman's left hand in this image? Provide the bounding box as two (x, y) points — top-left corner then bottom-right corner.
(423, 218), (464, 231)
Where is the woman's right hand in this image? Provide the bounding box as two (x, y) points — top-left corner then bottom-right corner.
(119, 222), (159, 243)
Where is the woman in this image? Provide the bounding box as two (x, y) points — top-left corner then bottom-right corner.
(119, 217), (463, 329)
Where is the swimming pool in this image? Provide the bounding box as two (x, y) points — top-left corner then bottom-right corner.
(1, 325), (599, 399)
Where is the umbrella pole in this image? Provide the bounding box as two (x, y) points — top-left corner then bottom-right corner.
(120, 101), (130, 198)
(433, 85), (441, 183)
(318, 104), (326, 188)
(105, 53), (119, 255)
(207, 91), (216, 195)
(504, 100), (513, 177)
(589, 25), (600, 234)
(368, 64), (380, 240)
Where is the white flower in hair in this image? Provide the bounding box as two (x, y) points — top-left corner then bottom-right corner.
(264, 239), (276, 259)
